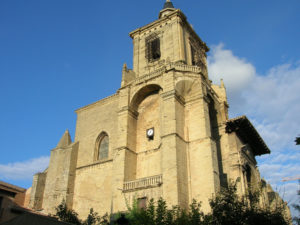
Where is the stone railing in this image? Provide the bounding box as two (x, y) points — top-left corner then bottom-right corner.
(168, 62), (202, 73)
(134, 61), (206, 85)
(123, 174), (163, 192)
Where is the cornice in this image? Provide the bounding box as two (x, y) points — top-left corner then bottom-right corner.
(76, 158), (113, 172)
(75, 93), (118, 113)
(129, 9), (185, 38)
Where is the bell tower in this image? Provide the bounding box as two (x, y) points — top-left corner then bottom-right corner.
(129, 0), (209, 78)
(116, 0), (226, 212)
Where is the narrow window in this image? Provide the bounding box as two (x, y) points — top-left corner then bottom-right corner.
(191, 45), (196, 65)
(246, 165), (252, 189)
(146, 37), (161, 62)
(98, 135), (109, 160)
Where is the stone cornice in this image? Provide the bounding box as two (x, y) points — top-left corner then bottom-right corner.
(76, 158), (113, 172)
(161, 132), (187, 143)
(75, 93), (118, 113)
(129, 9), (185, 38)
(129, 8), (209, 52)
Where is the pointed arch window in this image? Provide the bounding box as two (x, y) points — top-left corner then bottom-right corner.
(95, 133), (109, 160)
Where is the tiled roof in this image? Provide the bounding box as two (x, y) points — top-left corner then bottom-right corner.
(0, 181), (26, 193)
(1, 211), (73, 225)
(226, 115), (270, 156)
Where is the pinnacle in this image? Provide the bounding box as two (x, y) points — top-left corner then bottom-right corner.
(56, 129), (72, 148)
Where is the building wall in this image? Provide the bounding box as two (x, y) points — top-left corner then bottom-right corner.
(75, 94), (119, 168)
(42, 143), (78, 214)
(28, 7), (281, 220)
(73, 161), (113, 218)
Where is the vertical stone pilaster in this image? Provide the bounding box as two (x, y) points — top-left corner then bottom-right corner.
(160, 89), (189, 209)
(111, 86), (135, 213)
(29, 172), (46, 210)
(186, 97), (220, 212)
(161, 90), (179, 206)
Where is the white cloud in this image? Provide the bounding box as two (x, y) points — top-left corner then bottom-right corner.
(208, 43), (256, 93)
(208, 43), (300, 151)
(208, 44), (300, 216)
(0, 156), (49, 180)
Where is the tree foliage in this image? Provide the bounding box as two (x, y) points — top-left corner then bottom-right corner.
(207, 184), (289, 225)
(54, 184), (290, 225)
(55, 199), (81, 225)
(293, 186), (300, 225)
(54, 200), (109, 225)
(123, 183), (290, 225)
(295, 136), (300, 145)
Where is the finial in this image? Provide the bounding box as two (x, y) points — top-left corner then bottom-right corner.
(220, 78), (225, 88)
(163, 0), (174, 9)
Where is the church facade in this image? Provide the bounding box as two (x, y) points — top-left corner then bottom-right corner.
(29, 1), (280, 219)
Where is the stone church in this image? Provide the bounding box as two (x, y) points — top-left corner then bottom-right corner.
(29, 0), (282, 219)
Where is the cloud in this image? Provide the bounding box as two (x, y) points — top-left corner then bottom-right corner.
(208, 44), (300, 216)
(0, 156), (49, 180)
(208, 43), (256, 92)
(208, 43), (300, 151)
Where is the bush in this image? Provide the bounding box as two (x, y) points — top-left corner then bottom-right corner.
(54, 184), (290, 225)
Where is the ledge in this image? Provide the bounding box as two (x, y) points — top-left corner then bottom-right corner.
(76, 158), (113, 171)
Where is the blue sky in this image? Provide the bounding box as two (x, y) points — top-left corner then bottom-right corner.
(0, 0), (299, 216)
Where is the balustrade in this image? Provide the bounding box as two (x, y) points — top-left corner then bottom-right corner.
(123, 174), (162, 191)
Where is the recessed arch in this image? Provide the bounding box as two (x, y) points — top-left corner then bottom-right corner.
(130, 84), (162, 112)
(94, 132), (109, 161)
(175, 79), (202, 99)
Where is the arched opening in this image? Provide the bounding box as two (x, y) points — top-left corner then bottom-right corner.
(95, 132), (109, 161)
(126, 84), (162, 180)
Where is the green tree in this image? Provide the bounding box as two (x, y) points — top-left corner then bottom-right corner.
(55, 199), (81, 225)
(82, 208), (100, 225)
(206, 183), (290, 225)
(293, 185), (300, 225)
(295, 136), (300, 145)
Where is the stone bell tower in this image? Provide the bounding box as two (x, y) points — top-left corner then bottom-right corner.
(116, 0), (227, 212)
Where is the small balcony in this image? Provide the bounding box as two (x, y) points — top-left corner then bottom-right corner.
(123, 174), (163, 192)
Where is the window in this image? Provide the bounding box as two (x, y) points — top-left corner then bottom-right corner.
(96, 133), (109, 160)
(191, 45), (197, 65)
(245, 165), (252, 189)
(137, 197), (147, 210)
(146, 36), (161, 62)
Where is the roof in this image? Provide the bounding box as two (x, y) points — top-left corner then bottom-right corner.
(0, 181), (26, 193)
(163, 1), (175, 9)
(226, 115), (270, 156)
(0, 210), (73, 225)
